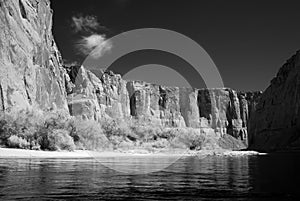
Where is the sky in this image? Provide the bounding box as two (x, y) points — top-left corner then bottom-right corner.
(51, 0), (300, 91)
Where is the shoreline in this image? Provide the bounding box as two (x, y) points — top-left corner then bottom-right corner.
(0, 148), (265, 159)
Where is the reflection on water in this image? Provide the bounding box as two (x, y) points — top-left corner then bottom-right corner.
(92, 155), (185, 174)
(0, 153), (299, 200)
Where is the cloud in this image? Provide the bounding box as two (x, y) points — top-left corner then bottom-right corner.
(70, 14), (112, 59)
(71, 15), (106, 34)
(75, 34), (112, 58)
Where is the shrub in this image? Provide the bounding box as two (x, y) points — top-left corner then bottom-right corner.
(160, 127), (180, 139)
(140, 139), (170, 153)
(43, 110), (71, 130)
(0, 109), (77, 151)
(101, 118), (133, 138)
(117, 140), (135, 151)
(73, 120), (111, 151)
(169, 136), (188, 149)
(100, 118), (136, 149)
(100, 118), (118, 138)
(7, 135), (30, 149)
(37, 129), (75, 151)
(130, 125), (162, 141)
(0, 110), (43, 148)
(48, 129), (75, 151)
(0, 114), (13, 145)
(0, 109), (220, 152)
(130, 125), (147, 140)
(168, 128), (206, 150)
(149, 138), (170, 149)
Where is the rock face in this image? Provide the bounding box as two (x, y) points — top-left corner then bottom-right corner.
(0, 0), (261, 148)
(0, 0), (68, 113)
(249, 51), (300, 151)
(67, 66), (130, 121)
(67, 66), (260, 145)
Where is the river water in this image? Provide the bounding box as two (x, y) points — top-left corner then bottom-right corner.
(0, 153), (299, 200)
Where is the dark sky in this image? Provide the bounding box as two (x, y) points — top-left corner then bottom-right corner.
(51, 0), (300, 91)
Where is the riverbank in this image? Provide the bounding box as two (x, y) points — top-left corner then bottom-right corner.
(0, 148), (92, 158)
(0, 148), (265, 158)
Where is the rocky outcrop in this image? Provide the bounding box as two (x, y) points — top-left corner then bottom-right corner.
(127, 81), (186, 127)
(197, 89), (261, 145)
(67, 67), (130, 121)
(67, 66), (260, 146)
(0, 0), (68, 113)
(249, 51), (300, 151)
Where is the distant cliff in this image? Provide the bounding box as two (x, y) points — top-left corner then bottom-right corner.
(249, 51), (300, 151)
(0, 0), (69, 113)
(67, 65), (261, 146)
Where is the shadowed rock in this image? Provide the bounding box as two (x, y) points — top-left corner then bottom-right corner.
(249, 51), (300, 151)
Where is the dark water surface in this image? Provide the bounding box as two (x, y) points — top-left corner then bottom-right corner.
(0, 153), (299, 200)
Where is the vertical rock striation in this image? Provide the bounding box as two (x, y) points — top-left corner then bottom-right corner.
(249, 51), (300, 151)
(0, 0), (68, 113)
(67, 65), (260, 145)
(67, 66), (130, 121)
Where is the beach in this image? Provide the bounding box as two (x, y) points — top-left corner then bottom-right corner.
(0, 148), (264, 158)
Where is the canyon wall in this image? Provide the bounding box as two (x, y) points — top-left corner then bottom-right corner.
(0, 0), (69, 113)
(67, 66), (261, 145)
(0, 0), (262, 148)
(249, 51), (300, 151)
(4, 0), (300, 152)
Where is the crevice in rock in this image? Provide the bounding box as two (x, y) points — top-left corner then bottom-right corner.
(158, 86), (167, 110)
(228, 90), (238, 119)
(129, 93), (137, 116)
(0, 83), (5, 111)
(178, 88), (190, 127)
(19, 0), (27, 19)
(126, 82), (136, 116)
(226, 103), (233, 136)
(238, 95), (246, 128)
(197, 89), (212, 120)
(65, 65), (80, 84)
(8, 6), (13, 17)
(6, 86), (13, 106)
(23, 76), (32, 104)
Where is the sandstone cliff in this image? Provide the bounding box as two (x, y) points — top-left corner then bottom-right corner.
(249, 51), (300, 151)
(0, 0), (69, 113)
(67, 65), (261, 146)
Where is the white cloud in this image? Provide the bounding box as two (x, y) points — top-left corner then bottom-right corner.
(76, 34), (112, 58)
(71, 15), (112, 58)
(71, 15), (104, 34)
